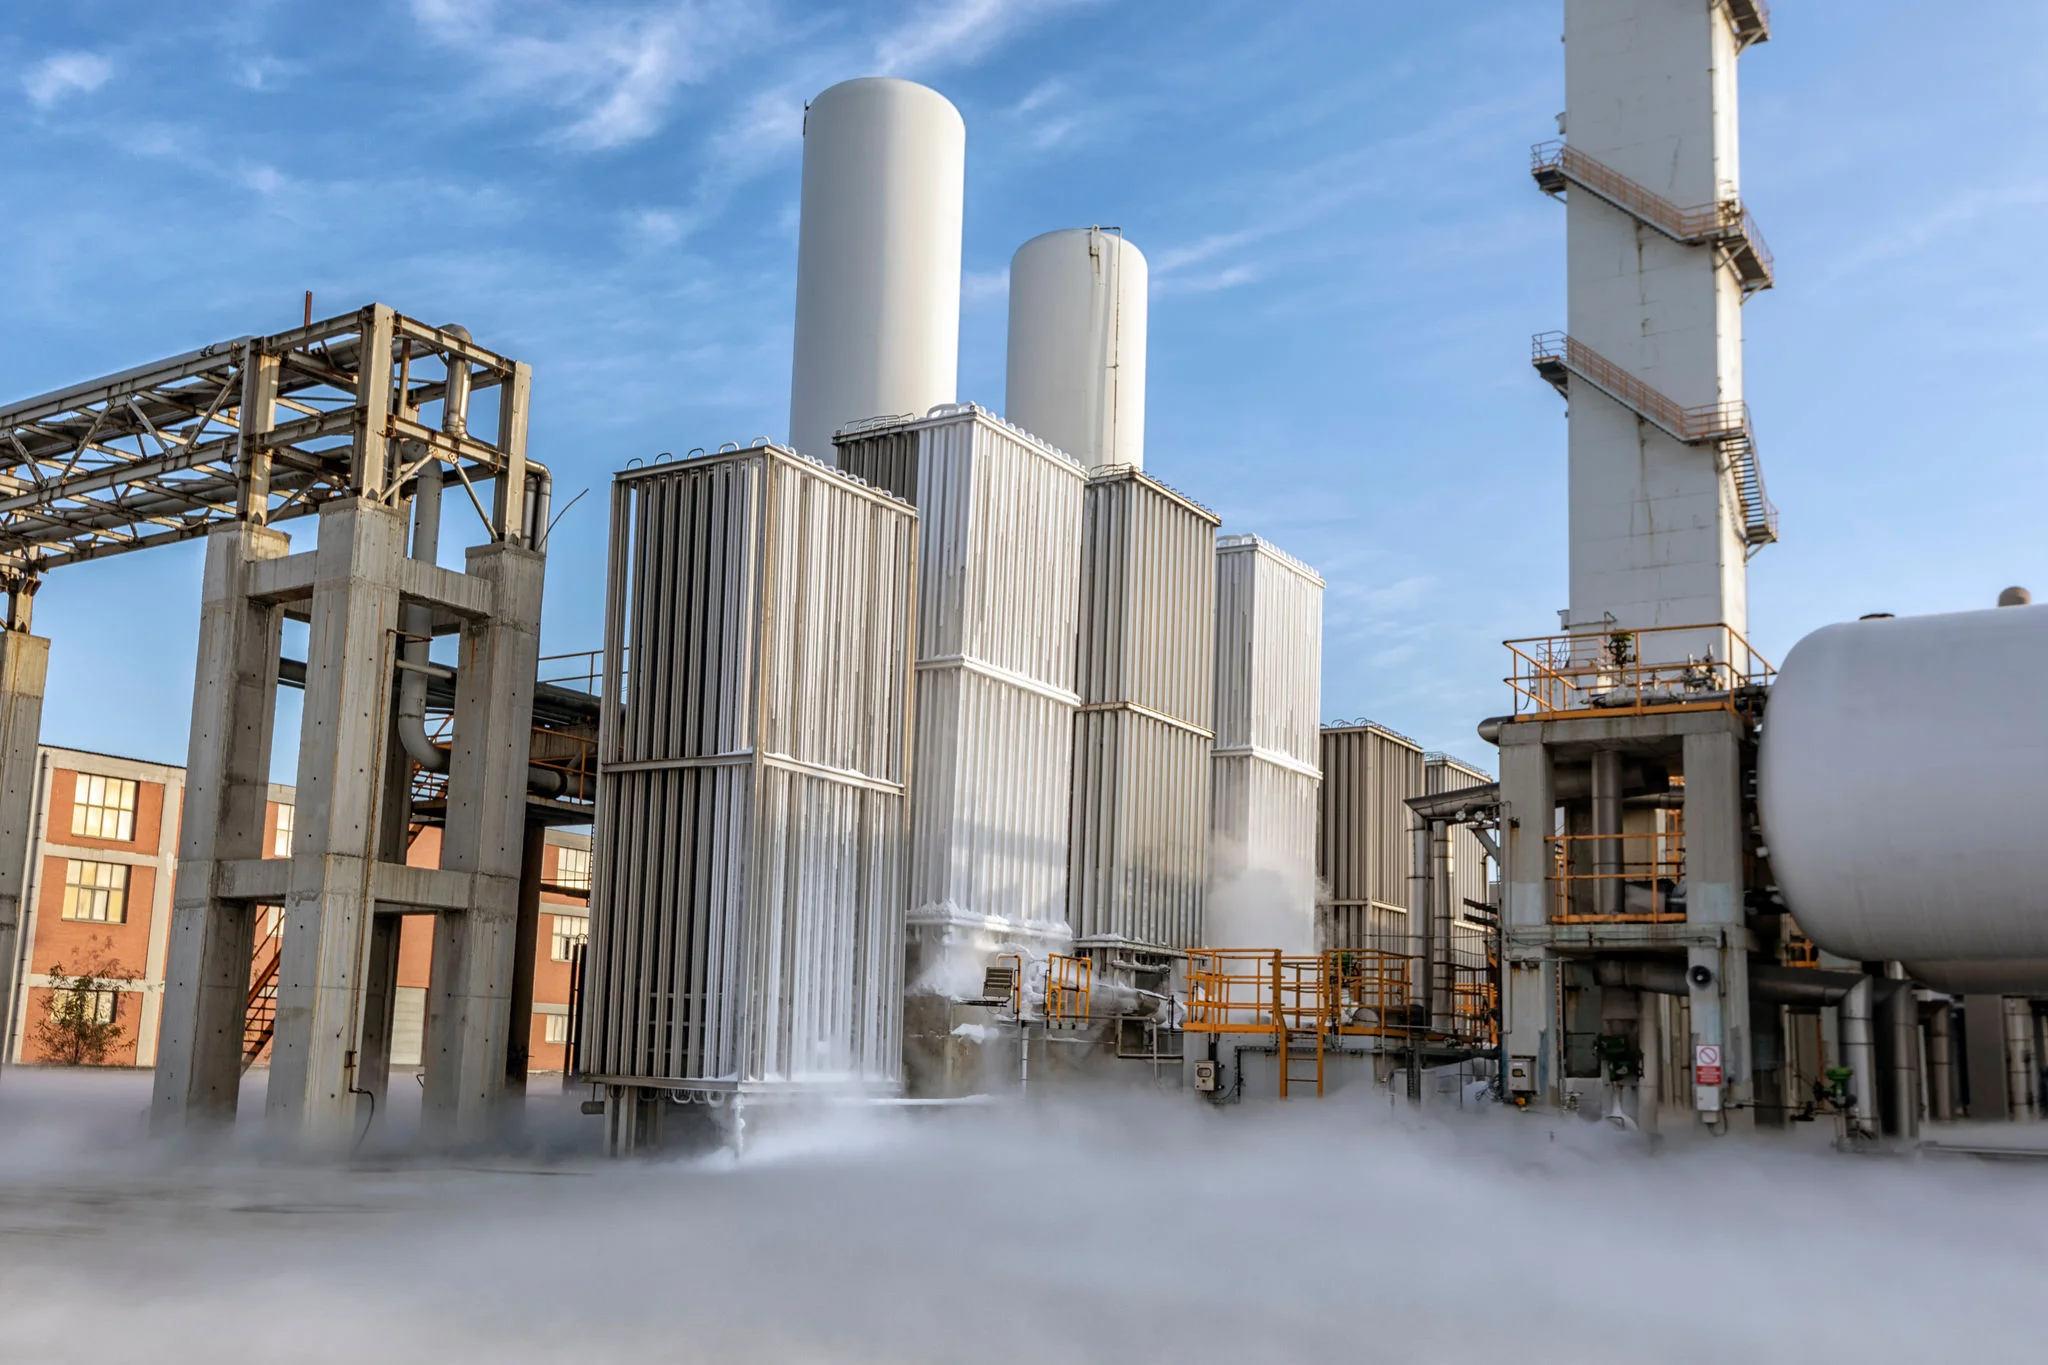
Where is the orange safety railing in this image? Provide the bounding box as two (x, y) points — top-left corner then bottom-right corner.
(1531, 333), (1750, 443)
(1505, 622), (1772, 719)
(1046, 953), (1092, 1027)
(1185, 951), (1328, 1035)
(1546, 827), (1687, 924)
(1784, 926), (1820, 968)
(1529, 142), (1773, 287)
(1530, 334), (1778, 548)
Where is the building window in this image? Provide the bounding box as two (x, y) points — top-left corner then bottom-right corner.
(57, 989), (119, 1026)
(61, 860), (130, 924)
(553, 846), (591, 891)
(550, 915), (588, 962)
(273, 803), (295, 857)
(543, 1013), (572, 1045)
(71, 775), (137, 842)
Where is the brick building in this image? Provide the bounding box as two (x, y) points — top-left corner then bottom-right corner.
(5, 745), (590, 1073)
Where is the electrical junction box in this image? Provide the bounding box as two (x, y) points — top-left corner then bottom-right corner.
(1193, 1060), (1219, 1092)
(1507, 1056), (1537, 1094)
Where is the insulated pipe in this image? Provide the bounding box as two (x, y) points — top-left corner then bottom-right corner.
(1593, 958), (1862, 1007)
(2003, 999), (2038, 1121)
(1638, 987), (1662, 1134)
(1878, 976), (1920, 1139)
(397, 473), (447, 775)
(1926, 999), (1956, 1122)
(1590, 750), (1622, 918)
(1840, 977), (1879, 1141)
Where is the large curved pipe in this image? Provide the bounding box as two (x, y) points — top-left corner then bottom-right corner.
(395, 326), (563, 794)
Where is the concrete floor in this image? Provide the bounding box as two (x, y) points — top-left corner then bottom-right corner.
(2, 1067), (2045, 1363)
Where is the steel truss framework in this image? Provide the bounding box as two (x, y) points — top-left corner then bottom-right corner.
(0, 304), (537, 608)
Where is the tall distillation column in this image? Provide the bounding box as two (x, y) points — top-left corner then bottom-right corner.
(1554, 0), (1775, 649)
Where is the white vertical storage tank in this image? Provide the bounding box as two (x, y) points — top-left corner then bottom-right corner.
(1209, 535), (1324, 951)
(788, 77), (965, 461)
(1069, 468), (1220, 948)
(1005, 228), (1148, 469)
(582, 445), (918, 1119)
(1317, 723), (1426, 952)
(835, 405), (1085, 1091)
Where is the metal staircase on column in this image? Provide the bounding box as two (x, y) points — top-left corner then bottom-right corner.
(1530, 140), (1774, 297)
(1532, 332), (1779, 553)
(242, 914), (283, 1070)
(1721, 0), (1772, 52)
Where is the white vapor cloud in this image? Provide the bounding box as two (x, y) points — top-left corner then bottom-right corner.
(23, 52), (112, 109)
(409, 0), (773, 150)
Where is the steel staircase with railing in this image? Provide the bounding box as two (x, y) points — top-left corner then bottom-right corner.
(1532, 331), (1779, 552)
(242, 914), (283, 1069)
(1721, 0), (1771, 52)
(1530, 140), (1774, 297)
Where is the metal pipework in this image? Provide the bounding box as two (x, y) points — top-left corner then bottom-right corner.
(1878, 975), (1920, 1139)
(1594, 957), (1862, 1007)
(1925, 997), (1956, 1122)
(1590, 750), (1622, 918)
(2003, 999), (2039, 1121)
(1839, 977), (1879, 1141)
(397, 462), (447, 776)
(1409, 814), (1434, 1047)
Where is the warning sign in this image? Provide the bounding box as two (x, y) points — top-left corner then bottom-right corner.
(1694, 1044), (1723, 1087)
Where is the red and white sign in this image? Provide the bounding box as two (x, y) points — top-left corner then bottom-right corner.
(1694, 1044), (1724, 1086)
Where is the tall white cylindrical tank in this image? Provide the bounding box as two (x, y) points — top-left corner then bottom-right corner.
(1758, 603), (2048, 986)
(1005, 228), (1148, 469)
(788, 77), (964, 461)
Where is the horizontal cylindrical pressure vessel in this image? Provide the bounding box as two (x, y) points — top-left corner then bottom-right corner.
(788, 77), (964, 461)
(1758, 603), (2048, 969)
(1005, 228), (1147, 469)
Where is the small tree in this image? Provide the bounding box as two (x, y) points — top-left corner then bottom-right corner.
(35, 942), (134, 1066)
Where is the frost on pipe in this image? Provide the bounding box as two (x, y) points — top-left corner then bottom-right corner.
(788, 77), (964, 461)
(1758, 603), (2048, 972)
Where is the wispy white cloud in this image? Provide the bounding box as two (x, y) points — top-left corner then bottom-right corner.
(23, 52), (112, 109)
(961, 268), (1008, 306)
(409, 0), (774, 150)
(234, 56), (298, 93)
(874, 0), (1065, 76)
(1818, 180), (2048, 286)
(625, 208), (688, 248)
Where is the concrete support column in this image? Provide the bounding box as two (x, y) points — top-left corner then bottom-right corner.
(1683, 723), (1751, 1129)
(355, 915), (403, 1113)
(267, 499), (407, 1152)
(422, 539), (543, 1143)
(1498, 731), (1556, 1104)
(152, 523), (288, 1134)
(0, 628), (48, 1080)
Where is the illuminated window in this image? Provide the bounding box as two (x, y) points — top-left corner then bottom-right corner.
(550, 915), (588, 962)
(554, 846), (591, 891)
(61, 860), (130, 924)
(273, 803), (295, 857)
(54, 989), (118, 1025)
(71, 775), (137, 842)
(543, 1013), (572, 1045)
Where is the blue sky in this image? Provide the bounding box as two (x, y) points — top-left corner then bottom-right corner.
(4, 0), (2045, 778)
